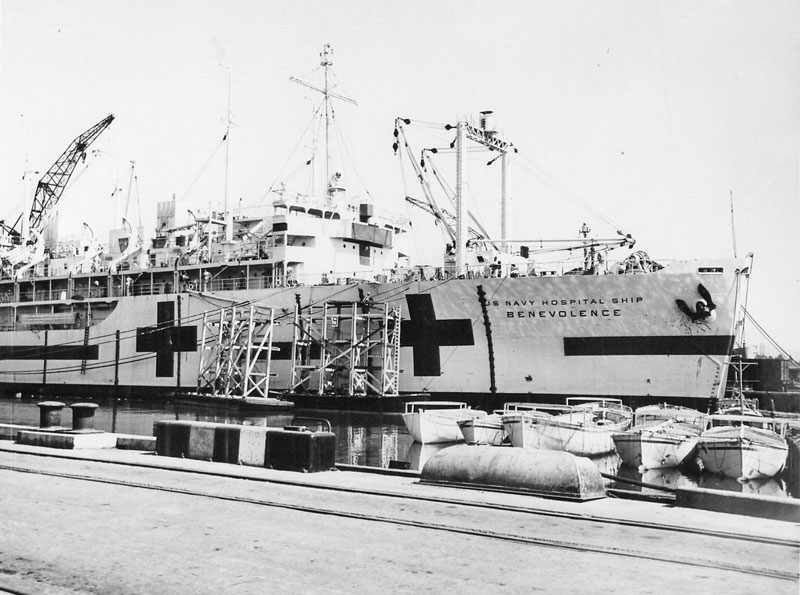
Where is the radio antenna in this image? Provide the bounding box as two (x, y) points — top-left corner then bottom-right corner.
(729, 190), (738, 258)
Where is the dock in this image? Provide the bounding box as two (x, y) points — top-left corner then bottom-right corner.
(0, 437), (797, 594)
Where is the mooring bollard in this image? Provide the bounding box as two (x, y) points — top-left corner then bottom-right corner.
(70, 402), (99, 432)
(37, 401), (66, 430)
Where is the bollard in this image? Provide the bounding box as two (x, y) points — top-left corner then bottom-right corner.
(37, 401), (66, 430)
(70, 402), (99, 432)
(265, 427), (336, 472)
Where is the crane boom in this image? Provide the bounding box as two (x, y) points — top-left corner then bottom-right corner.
(403, 196), (485, 240)
(0, 214), (22, 241)
(28, 113), (115, 234)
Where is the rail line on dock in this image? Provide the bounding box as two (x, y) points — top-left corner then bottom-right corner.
(2, 459), (797, 582)
(2, 447), (797, 549)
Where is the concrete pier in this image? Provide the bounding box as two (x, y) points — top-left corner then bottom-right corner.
(0, 440), (797, 595)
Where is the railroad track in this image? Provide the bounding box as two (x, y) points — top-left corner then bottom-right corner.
(1, 457), (797, 583)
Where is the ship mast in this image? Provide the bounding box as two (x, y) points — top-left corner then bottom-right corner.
(454, 111), (515, 274)
(222, 63), (234, 243)
(290, 44), (357, 201)
(455, 121), (467, 271)
(321, 45), (332, 198)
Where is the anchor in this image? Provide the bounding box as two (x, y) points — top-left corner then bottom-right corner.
(676, 283), (717, 322)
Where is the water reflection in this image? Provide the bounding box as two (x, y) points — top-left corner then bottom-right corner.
(0, 396), (794, 500)
(697, 473), (788, 497)
(404, 442), (458, 470)
(334, 420), (409, 468)
(587, 452), (623, 476)
(615, 464), (700, 495)
(613, 463), (788, 498)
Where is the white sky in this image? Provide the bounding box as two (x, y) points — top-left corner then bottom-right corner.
(1, 0), (798, 356)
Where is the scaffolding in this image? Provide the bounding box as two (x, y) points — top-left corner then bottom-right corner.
(197, 304), (276, 398)
(290, 301), (401, 397)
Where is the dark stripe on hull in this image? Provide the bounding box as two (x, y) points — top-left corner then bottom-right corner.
(0, 345), (99, 360)
(564, 335), (734, 356)
(287, 391), (718, 413)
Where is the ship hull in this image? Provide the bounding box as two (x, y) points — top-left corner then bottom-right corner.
(698, 426), (788, 480)
(526, 417), (628, 456)
(613, 427), (701, 469)
(402, 408), (482, 444)
(0, 259), (744, 407)
(457, 414), (506, 445)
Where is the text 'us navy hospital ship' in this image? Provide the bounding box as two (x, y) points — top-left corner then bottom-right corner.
(0, 45), (751, 410)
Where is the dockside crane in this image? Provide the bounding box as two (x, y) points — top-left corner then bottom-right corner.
(28, 113), (115, 234)
(2, 114), (115, 279)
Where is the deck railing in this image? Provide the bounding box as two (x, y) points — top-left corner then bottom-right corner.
(0, 255), (653, 306)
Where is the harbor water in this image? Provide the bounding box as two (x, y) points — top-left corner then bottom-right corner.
(2, 395), (796, 500)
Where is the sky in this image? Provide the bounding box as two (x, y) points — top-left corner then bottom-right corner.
(1, 0), (798, 357)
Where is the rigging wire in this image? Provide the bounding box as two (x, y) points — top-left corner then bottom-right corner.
(396, 122), (628, 266)
(513, 153), (628, 235)
(331, 109), (374, 202)
(399, 118), (631, 239)
(179, 136), (226, 205)
(263, 102), (325, 200)
(741, 308), (800, 367)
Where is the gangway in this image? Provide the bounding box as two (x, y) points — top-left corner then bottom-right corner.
(290, 301), (401, 397)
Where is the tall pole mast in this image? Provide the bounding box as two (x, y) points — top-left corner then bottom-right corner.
(321, 44), (332, 198)
(223, 64), (234, 243)
(456, 112), (516, 273)
(501, 151), (510, 253)
(729, 190), (738, 259)
(454, 120), (468, 275)
(289, 45), (356, 204)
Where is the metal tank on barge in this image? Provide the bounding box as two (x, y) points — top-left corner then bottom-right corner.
(0, 45), (751, 412)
